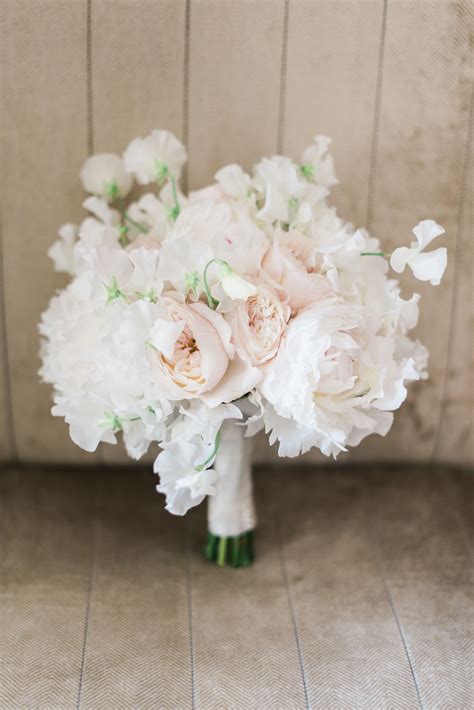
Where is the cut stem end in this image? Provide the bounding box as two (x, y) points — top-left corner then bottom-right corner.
(204, 530), (255, 568)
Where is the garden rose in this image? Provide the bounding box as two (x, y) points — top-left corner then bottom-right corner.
(147, 295), (260, 405)
(228, 283), (290, 366)
(262, 229), (334, 312)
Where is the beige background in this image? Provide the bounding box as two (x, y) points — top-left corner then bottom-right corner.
(0, 0), (472, 467)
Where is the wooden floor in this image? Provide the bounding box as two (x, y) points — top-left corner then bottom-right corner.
(1, 464), (472, 709)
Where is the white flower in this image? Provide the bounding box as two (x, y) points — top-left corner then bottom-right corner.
(255, 156), (305, 223)
(390, 220), (447, 285)
(261, 301), (423, 457)
(40, 125), (446, 505)
(48, 223), (77, 275)
(228, 283), (290, 365)
(80, 153), (133, 200)
(154, 439), (218, 515)
(301, 135), (338, 188)
(220, 264), (257, 300)
(123, 129), (187, 184)
(215, 164), (251, 199)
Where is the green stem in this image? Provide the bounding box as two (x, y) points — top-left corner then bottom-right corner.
(204, 530), (255, 568)
(195, 429), (221, 472)
(202, 259), (223, 310)
(170, 176), (180, 219)
(360, 251), (391, 257)
(125, 213), (148, 233)
(118, 198), (148, 234)
(217, 537), (228, 566)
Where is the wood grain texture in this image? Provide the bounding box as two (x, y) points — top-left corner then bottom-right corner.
(76, 470), (193, 708)
(283, 0), (385, 228)
(88, 0), (187, 466)
(359, 0), (472, 462)
(1, 0), (99, 463)
(0, 0), (472, 465)
(2, 464), (471, 707)
(187, 0), (286, 190)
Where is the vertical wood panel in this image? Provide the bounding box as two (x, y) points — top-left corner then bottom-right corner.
(187, 0), (286, 190)
(1, 0), (99, 463)
(434, 85), (473, 465)
(0, 229), (15, 461)
(345, 0), (472, 463)
(283, 0), (385, 226)
(87, 0), (187, 465)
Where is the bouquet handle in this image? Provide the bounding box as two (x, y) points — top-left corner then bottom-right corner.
(205, 420), (256, 567)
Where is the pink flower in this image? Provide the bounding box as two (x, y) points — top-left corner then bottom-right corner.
(148, 295), (260, 405)
(262, 230), (334, 312)
(228, 283), (290, 366)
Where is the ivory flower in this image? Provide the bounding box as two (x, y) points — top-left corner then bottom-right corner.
(146, 295), (260, 405)
(154, 439), (218, 515)
(262, 230), (335, 312)
(123, 129), (187, 184)
(390, 220), (447, 285)
(48, 223), (77, 275)
(301, 135), (338, 188)
(80, 153), (133, 200)
(40, 126), (447, 518)
(228, 283), (290, 366)
(220, 264), (257, 301)
(261, 301), (422, 457)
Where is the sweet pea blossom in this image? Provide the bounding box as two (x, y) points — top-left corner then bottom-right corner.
(390, 220), (447, 285)
(300, 135), (338, 188)
(123, 129), (187, 184)
(220, 263), (257, 300)
(48, 223), (77, 275)
(154, 439), (218, 515)
(80, 153), (133, 200)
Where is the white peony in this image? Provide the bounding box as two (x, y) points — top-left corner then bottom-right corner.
(261, 301), (422, 457)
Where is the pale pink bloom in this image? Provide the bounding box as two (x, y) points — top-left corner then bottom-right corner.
(147, 295), (260, 405)
(262, 230), (334, 312)
(228, 283), (290, 366)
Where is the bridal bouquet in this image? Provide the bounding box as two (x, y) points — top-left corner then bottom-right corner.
(40, 129), (447, 566)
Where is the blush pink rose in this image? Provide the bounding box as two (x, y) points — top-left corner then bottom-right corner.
(148, 295), (260, 405)
(228, 283), (290, 366)
(262, 230), (334, 312)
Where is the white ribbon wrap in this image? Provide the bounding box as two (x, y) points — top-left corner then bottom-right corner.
(207, 421), (256, 537)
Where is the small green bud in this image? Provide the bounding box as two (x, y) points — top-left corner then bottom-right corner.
(184, 271), (201, 298)
(103, 411), (122, 432)
(299, 164), (314, 179)
(104, 277), (124, 303)
(155, 160), (169, 182)
(168, 205), (180, 221)
(105, 181), (120, 201)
